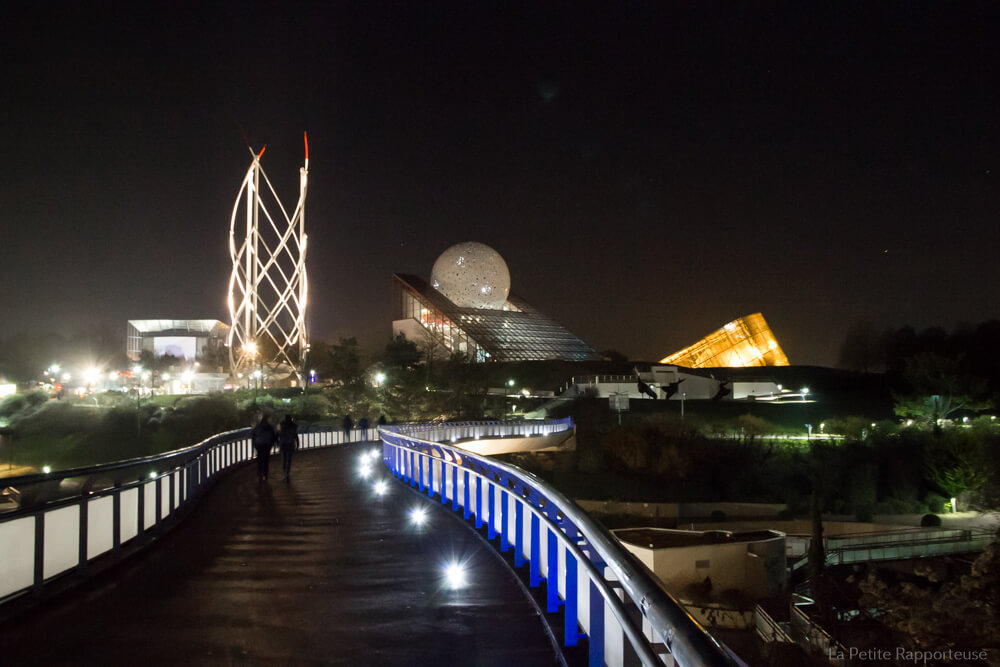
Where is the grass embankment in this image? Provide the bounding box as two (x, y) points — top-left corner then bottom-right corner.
(0, 392), (249, 474)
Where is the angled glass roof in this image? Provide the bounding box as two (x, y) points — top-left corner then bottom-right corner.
(659, 313), (789, 368)
(394, 274), (600, 362)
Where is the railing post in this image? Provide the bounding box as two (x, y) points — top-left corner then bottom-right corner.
(463, 470), (471, 519)
(78, 492), (88, 574)
(547, 529), (559, 612)
(154, 477), (162, 529)
(589, 579), (605, 667)
(488, 483), (497, 540)
(112, 484), (121, 557)
(530, 512), (540, 587)
(500, 491), (510, 552)
(441, 460), (449, 504)
(515, 500), (524, 567)
(475, 476), (484, 529)
(169, 472), (176, 514)
(427, 456), (434, 498)
(33, 512), (45, 594)
(136, 479), (145, 540)
(451, 466), (459, 510)
(565, 552), (579, 646)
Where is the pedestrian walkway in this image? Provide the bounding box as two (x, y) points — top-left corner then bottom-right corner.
(0, 444), (562, 666)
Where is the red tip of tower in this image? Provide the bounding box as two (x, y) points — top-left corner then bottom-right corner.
(303, 132), (309, 161)
(257, 145), (267, 159)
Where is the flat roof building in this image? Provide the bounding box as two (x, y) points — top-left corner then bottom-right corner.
(126, 319), (229, 365)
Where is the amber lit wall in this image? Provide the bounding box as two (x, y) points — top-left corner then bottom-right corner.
(659, 313), (789, 368)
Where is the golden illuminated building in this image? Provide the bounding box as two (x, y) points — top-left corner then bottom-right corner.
(659, 313), (789, 368)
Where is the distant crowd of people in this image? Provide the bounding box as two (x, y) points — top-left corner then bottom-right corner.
(251, 413), (387, 483)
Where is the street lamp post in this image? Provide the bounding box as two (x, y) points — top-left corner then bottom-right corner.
(133, 366), (144, 437)
(505, 379), (515, 421)
(252, 369), (262, 405)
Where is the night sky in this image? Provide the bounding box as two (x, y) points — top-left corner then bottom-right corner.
(3, 2), (999, 366)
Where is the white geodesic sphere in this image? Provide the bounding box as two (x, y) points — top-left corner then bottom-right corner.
(430, 242), (511, 309)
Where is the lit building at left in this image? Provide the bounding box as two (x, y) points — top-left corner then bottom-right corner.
(127, 320), (229, 365)
(126, 319), (229, 393)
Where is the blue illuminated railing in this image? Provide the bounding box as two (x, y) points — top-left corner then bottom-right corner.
(0, 425), (360, 605)
(379, 421), (739, 667)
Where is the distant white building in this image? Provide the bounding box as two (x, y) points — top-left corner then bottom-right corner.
(126, 320), (229, 367)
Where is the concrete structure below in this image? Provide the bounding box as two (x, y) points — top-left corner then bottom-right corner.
(614, 527), (787, 600)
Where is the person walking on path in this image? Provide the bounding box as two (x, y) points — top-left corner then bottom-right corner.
(358, 416), (370, 442)
(278, 414), (300, 481)
(342, 414), (354, 442)
(252, 414), (277, 482)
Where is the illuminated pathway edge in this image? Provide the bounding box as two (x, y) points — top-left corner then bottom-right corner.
(0, 420), (740, 666)
(0, 443), (560, 665)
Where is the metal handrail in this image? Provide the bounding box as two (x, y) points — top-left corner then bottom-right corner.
(380, 422), (737, 667)
(0, 421), (344, 500)
(0, 427), (251, 490)
(0, 424), (361, 605)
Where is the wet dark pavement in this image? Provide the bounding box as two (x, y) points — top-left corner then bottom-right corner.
(0, 444), (562, 666)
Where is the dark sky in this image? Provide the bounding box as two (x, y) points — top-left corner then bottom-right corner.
(3, 2), (999, 366)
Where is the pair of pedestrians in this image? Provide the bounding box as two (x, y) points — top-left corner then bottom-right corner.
(252, 414), (300, 482)
(341, 415), (372, 441)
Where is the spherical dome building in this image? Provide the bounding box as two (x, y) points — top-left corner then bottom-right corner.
(430, 242), (511, 309)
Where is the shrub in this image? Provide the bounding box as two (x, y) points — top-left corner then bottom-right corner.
(874, 501), (894, 515)
(845, 464), (878, 509)
(855, 505), (874, 522)
(0, 393), (29, 418)
(777, 508), (796, 520)
(924, 493), (947, 514)
(887, 498), (912, 515)
(0, 390), (50, 419)
(920, 513), (942, 527)
(710, 510), (727, 523)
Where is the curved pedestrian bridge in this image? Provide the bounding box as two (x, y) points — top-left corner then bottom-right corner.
(0, 421), (738, 666)
(0, 443), (560, 665)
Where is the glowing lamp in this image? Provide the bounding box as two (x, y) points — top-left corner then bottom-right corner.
(444, 562), (466, 589)
(409, 507), (428, 526)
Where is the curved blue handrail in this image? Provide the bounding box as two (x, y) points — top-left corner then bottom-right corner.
(379, 421), (738, 667)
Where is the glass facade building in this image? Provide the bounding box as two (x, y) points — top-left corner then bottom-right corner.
(126, 319), (229, 362)
(392, 274), (601, 362)
(659, 313), (789, 368)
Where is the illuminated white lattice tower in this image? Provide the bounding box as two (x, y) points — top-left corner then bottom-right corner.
(227, 135), (309, 379)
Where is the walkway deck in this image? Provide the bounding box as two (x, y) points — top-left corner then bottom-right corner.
(0, 444), (562, 666)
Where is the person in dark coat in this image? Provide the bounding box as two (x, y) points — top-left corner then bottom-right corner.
(377, 414), (387, 427)
(252, 414), (277, 482)
(358, 416), (370, 442)
(342, 414), (354, 442)
(278, 414), (299, 481)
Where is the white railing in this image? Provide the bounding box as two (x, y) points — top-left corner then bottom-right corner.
(752, 604), (792, 644)
(790, 528), (994, 571)
(0, 425), (363, 605)
(379, 420), (739, 667)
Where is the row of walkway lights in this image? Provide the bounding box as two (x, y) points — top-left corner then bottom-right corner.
(356, 444), (467, 590)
